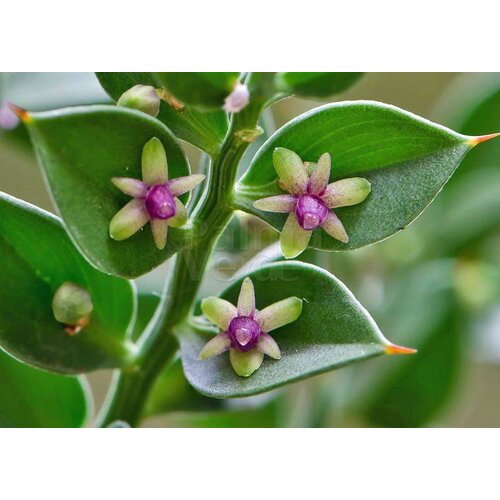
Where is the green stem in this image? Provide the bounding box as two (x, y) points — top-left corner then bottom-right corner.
(97, 102), (262, 427)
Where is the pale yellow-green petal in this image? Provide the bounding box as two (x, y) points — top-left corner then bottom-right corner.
(257, 333), (281, 359)
(111, 177), (148, 198)
(168, 174), (206, 197)
(142, 137), (168, 185)
(237, 277), (255, 316)
(308, 152), (331, 195)
(253, 194), (296, 213)
(167, 198), (188, 228)
(198, 332), (231, 360)
(201, 297), (237, 331)
(273, 147), (308, 195)
(321, 212), (349, 243)
(322, 178), (371, 208)
(280, 212), (312, 259)
(229, 348), (264, 377)
(109, 199), (150, 241)
(150, 218), (168, 250)
(255, 297), (303, 333)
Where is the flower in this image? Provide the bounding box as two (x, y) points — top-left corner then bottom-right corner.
(254, 147), (371, 259)
(109, 137), (205, 250)
(198, 277), (303, 377)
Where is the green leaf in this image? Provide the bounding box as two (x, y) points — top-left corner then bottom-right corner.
(0, 349), (92, 427)
(180, 261), (398, 398)
(275, 72), (363, 98)
(0, 192), (137, 373)
(235, 100), (486, 252)
(359, 260), (465, 427)
(154, 72), (240, 110)
(22, 105), (192, 278)
(96, 72), (228, 156)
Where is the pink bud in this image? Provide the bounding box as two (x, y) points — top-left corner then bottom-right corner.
(223, 83), (250, 113)
(0, 105), (20, 130)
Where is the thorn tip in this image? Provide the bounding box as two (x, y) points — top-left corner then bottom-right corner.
(385, 343), (417, 355)
(8, 103), (32, 123)
(467, 132), (500, 147)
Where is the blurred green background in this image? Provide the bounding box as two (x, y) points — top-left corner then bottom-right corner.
(1, 72), (500, 427)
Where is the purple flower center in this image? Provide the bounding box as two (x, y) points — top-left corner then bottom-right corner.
(295, 194), (329, 230)
(145, 184), (176, 219)
(228, 316), (261, 352)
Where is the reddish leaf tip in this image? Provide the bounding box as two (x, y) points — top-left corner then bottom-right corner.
(8, 103), (32, 123)
(385, 343), (417, 355)
(466, 132), (500, 147)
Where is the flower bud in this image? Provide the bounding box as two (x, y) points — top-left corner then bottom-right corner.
(223, 83), (250, 113)
(0, 104), (20, 130)
(52, 282), (93, 328)
(117, 84), (161, 117)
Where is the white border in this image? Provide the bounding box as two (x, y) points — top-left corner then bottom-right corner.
(1, 429), (498, 499)
(0, 1), (499, 70)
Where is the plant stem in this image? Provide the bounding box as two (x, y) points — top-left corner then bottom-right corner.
(97, 103), (262, 427)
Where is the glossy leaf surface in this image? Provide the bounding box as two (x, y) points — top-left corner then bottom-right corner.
(0, 349), (91, 427)
(96, 72), (228, 156)
(0, 192), (136, 373)
(24, 105), (191, 278)
(180, 261), (394, 398)
(235, 101), (477, 251)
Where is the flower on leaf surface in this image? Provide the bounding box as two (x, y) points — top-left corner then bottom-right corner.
(199, 277), (303, 377)
(254, 147), (371, 259)
(109, 137), (205, 250)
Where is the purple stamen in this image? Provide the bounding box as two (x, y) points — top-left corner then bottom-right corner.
(145, 184), (176, 219)
(228, 316), (261, 352)
(295, 194), (329, 230)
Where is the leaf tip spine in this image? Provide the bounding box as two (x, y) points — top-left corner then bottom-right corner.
(8, 103), (33, 124)
(466, 132), (500, 147)
(384, 343), (417, 356)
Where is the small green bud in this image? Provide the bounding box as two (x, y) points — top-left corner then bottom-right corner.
(117, 84), (161, 117)
(52, 282), (93, 328)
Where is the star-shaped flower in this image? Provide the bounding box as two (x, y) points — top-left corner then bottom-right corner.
(109, 137), (205, 250)
(198, 277), (303, 377)
(253, 147), (371, 259)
